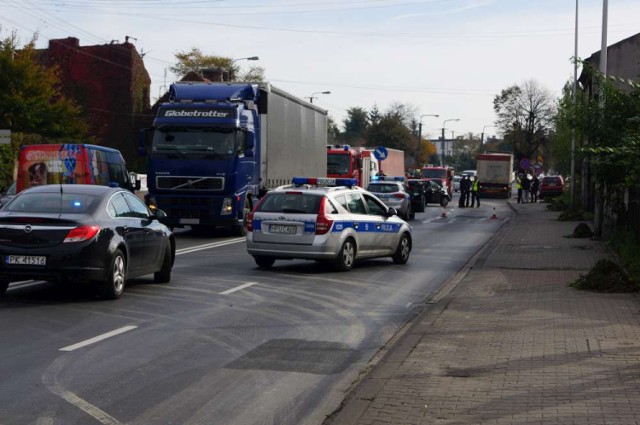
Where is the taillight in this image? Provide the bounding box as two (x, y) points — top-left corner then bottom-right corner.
(245, 211), (254, 232)
(316, 197), (333, 235)
(393, 193), (405, 199)
(63, 225), (100, 243)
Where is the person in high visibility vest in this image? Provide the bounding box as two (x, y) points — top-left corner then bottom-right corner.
(516, 174), (523, 203)
(471, 176), (480, 207)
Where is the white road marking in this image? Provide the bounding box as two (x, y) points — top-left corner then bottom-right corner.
(219, 282), (257, 295)
(176, 237), (245, 256)
(59, 326), (137, 352)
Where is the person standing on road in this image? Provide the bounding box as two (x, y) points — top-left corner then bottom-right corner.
(522, 174), (531, 203)
(531, 175), (540, 203)
(459, 175), (469, 208)
(516, 174), (523, 203)
(470, 176), (480, 207)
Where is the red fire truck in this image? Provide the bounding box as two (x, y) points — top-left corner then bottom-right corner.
(326, 145), (379, 188)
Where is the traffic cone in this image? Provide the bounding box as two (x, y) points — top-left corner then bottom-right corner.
(490, 207), (497, 219)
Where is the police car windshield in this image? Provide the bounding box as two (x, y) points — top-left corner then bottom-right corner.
(152, 126), (237, 159)
(257, 193), (322, 214)
(367, 183), (401, 193)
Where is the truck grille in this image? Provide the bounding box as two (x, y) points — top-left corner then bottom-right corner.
(156, 176), (224, 191)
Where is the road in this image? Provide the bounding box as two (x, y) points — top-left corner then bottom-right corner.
(0, 198), (513, 425)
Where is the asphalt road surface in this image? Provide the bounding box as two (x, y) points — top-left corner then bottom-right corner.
(0, 197), (513, 425)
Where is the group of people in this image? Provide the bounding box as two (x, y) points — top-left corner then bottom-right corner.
(458, 174), (480, 208)
(516, 173), (540, 203)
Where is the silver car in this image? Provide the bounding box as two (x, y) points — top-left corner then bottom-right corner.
(245, 177), (412, 271)
(366, 177), (414, 220)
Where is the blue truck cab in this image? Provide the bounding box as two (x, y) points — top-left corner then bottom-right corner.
(140, 81), (328, 235)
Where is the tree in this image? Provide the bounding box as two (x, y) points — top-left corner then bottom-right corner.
(0, 32), (88, 188)
(366, 112), (414, 152)
(493, 80), (555, 172)
(327, 115), (341, 144)
(342, 107), (369, 145)
(418, 139), (437, 166)
(170, 47), (265, 82)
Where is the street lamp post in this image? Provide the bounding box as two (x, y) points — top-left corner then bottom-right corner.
(417, 114), (439, 167)
(231, 56), (260, 64)
(306, 91), (331, 104)
(441, 118), (460, 166)
(480, 125), (496, 150)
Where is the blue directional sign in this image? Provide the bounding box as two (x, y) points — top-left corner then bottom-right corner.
(373, 146), (388, 161)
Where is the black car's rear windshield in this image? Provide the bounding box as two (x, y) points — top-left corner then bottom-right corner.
(5, 193), (98, 214)
(257, 192), (322, 214)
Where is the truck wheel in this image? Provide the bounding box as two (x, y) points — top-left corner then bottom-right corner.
(254, 256), (275, 269)
(101, 249), (126, 299)
(154, 245), (173, 283)
(392, 233), (411, 264)
(440, 197), (449, 207)
(334, 238), (355, 271)
(0, 280), (8, 296)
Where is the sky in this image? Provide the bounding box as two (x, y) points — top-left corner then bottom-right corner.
(1, 0), (639, 141)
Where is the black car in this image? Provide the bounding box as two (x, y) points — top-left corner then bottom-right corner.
(422, 179), (451, 207)
(406, 179), (427, 212)
(0, 184), (175, 299)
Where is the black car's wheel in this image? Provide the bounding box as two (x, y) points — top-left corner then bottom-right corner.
(102, 249), (126, 299)
(409, 207), (415, 220)
(334, 238), (356, 271)
(402, 204), (412, 221)
(392, 233), (411, 264)
(0, 280), (8, 296)
(254, 256), (275, 269)
(154, 244), (173, 283)
(440, 197), (450, 207)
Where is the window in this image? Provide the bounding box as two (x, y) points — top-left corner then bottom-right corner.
(123, 192), (150, 218)
(109, 193), (131, 218)
(347, 193), (367, 214)
(363, 194), (387, 216)
(257, 193), (321, 214)
(334, 194), (349, 211)
(6, 193), (97, 214)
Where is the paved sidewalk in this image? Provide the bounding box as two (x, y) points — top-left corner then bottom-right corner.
(329, 200), (640, 425)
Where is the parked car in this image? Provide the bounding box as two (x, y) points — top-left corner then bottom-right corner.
(406, 179), (427, 213)
(0, 184), (175, 298)
(366, 177), (414, 220)
(246, 177), (412, 271)
(539, 175), (565, 199)
(423, 179), (451, 207)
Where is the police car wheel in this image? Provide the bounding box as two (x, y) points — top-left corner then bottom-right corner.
(254, 256), (275, 269)
(392, 233), (411, 264)
(335, 238), (356, 271)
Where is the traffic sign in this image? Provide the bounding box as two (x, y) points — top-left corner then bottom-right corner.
(373, 146), (388, 161)
(519, 158), (530, 170)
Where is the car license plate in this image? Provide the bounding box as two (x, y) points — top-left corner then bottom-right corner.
(180, 218), (200, 225)
(6, 255), (46, 266)
(270, 224), (297, 234)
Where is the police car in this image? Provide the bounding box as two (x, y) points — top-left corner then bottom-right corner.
(245, 177), (412, 271)
(366, 176), (414, 220)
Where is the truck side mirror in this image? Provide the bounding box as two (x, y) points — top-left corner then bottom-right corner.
(138, 129), (148, 155)
(245, 132), (255, 149)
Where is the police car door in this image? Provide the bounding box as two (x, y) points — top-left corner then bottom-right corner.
(345, 192), (375, 254)
(362, 192), (397, 253)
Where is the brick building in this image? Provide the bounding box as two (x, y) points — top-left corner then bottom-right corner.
(36, 37), (151, 171)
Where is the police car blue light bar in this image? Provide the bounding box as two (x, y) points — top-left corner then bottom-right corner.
(292, 177), (357, 187)
(372, 176), (405, 182)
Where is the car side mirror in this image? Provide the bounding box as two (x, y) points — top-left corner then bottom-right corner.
(387, 207), (398, 217)
(153, 208), (167, 220)
(246, 132), (255, 149)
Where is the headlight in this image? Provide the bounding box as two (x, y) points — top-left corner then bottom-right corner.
(221, 198), (233, 215)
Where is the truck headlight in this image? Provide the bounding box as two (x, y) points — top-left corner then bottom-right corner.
(221, 198), (233, 215)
